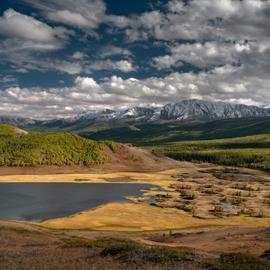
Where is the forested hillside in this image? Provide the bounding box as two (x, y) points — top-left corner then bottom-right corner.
(0, 125), (114, 166)
(148, 134), (270, 171)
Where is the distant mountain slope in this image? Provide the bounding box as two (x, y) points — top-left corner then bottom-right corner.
(160, 99), (270, 121)
(80, 117), (270, 145)
(75, 99), (270, 123)
(0, 125), (179, 170)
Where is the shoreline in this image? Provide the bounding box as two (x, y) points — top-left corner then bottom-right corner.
(1, 165), (270, 232)
(35, 202), (270, 231)
(0, 168), (181, 188)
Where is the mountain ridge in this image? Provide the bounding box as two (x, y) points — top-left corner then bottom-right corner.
(0, 99), (270, 130)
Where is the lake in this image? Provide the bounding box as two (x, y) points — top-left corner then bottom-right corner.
(0, 183), (153, 221)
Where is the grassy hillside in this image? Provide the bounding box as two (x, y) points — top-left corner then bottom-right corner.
(147, 134), (270, 171)
(81, 118), (270, 144)
(77, 118), (270, 171)
(0, 125), (117, 166)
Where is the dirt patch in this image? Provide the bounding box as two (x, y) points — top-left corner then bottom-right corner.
(147, 226), (270, 255)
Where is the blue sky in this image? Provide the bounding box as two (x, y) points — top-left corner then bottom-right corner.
(0, 0), (172, 88)
(0, 0), (270, 118)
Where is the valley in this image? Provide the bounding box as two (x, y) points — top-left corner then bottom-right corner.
(0, 103), (270, 269)
(1, 0), (270, 268)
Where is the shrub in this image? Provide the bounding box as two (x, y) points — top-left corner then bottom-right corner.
(100, 240), (141, 259)
(179, 190), (196, 200)
(208, 253), (270, 270)
(141, 247), (194, 263)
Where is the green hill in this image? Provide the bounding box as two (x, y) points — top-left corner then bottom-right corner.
(0, 124), (178, 170)
(147, 134), (270, 171)
(0, 125), (114, 166)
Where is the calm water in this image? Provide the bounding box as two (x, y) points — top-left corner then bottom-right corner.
(0, 183), (152, 221)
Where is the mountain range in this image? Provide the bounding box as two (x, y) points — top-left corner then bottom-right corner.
(0, 99), (270, 131)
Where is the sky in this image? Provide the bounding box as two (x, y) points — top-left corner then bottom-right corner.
(0, 0), (270, 119)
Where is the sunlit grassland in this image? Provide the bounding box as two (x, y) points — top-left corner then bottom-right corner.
(146, 134), (270, 171)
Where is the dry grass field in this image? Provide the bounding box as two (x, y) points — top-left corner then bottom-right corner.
(1, 164), (270, 269)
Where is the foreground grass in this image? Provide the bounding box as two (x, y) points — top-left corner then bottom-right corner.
(207, 253), (270, 270)
(2, 225), (270, 270)
(63, 238), (195, 262)
(146, 134), (270, 171)
(62, 238), (270, 269)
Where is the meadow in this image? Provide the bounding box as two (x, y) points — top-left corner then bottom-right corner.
(146, 134), (270, 171)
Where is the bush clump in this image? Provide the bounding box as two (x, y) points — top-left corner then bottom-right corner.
(208, 253), (270, 270)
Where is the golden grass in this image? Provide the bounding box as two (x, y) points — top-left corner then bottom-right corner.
(41, 202), (270, 231)
(0, 169), (185, 190)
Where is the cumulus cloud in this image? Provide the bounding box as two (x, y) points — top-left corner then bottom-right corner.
(0, 47), (135, 74)
(85, 59), (136, 73)
(0, 9), (68, 42)
(75, 76), (100, 89)
(152, 41), (253, 69)
(0, 8), (71, 54)
(1, 67), (270, 119)
(119, 0), (270, 43)
(1, 0), (270, 118)
(0, 9), (74, 73)
(0, 7), (135, 75)
(114, 60), (135, 72)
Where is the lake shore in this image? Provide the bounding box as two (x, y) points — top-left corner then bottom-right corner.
(1, 165), (270, 232)
(0, 168), (183, 188)
(40, 202), (270, 231)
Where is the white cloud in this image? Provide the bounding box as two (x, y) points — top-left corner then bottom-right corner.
(0, 9), (68, 42)
(72, 51), (87, 60)
(85, 59), (135, 73)
(98, 45), (132, 58)
(1, 0), (270, 118)
(0, 75), (17, 84)
(47, 10), (89, 27)
(0, 9), (72, 73)
(75, 76), (100, 89)
(114, 60), (135, 72)
(152, 41), (254, 69)
(22, 0), (107, 34)
(1, 67), (270, 119)
(114, 0), (270, 44)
